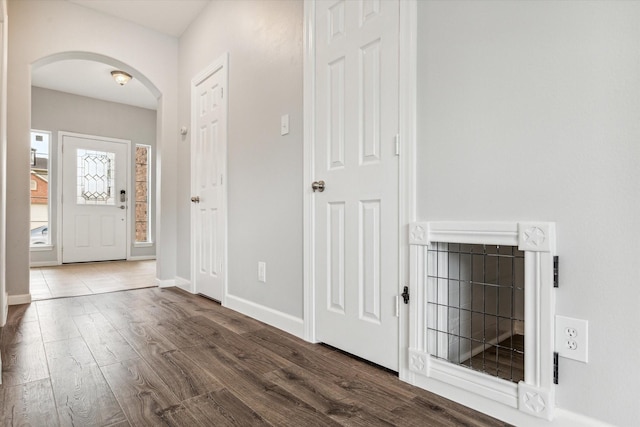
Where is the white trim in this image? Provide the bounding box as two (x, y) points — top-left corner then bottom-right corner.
(302, 0), (317, 343)
(407, 221), (557, 422)
(29, 260), (59, 267)
(190, 53), (229, 305)
(57, 131), (132, 263)
(175, 276), (193, 293)
(225, 293), (304, 339)
(1, 291), (7, 326)
(156, 278), (175, 288)
(8, 293), (32, 305)
(127, 255), (156, 261)
(29, 244), (54, 252)
(133, 242), (154, 248)
(398, 0), (418, 383)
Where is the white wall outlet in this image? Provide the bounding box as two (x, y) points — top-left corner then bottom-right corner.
(555, 315), (588, 363)
(258, 262), (266, 283)
(281, 114), (289, 135)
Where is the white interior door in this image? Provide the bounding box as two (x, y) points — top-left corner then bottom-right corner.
(62, 133), (129, 263)
(313, 0), (400, 370)
(191, 57), (227, 302)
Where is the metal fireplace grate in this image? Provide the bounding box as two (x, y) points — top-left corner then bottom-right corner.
(426, 242), (525, 383)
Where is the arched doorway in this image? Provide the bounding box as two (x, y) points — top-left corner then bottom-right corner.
(29, 52), (162, 299)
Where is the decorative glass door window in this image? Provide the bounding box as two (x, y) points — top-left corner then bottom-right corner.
(135, 145), (151, 243)
(76, 149), (115, 205)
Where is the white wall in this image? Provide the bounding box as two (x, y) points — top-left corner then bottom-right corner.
(30, 87), (157, 264)
(7, 0), (178, 296)
(178, 1), (304, 319)
(417, 1), (640, 425)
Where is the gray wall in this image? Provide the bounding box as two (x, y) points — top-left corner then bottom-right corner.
(417, 1), (640, 425)
(177, 0), (304, 318)
(31, 86), (157, 264)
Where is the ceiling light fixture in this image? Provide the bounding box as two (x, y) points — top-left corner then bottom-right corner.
(111, 70), (133, 86)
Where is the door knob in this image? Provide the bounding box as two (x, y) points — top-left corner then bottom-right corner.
(119, 205), (126, 210)
(311, 180), (325, 192)
(191, 196), (200, 203)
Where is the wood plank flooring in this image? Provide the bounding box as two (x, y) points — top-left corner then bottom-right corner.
(0, 287), (511, 426)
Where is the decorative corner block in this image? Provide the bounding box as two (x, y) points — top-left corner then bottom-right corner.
(518, 382), (554, 420)
(409, 222), (429, 246)
(408, 349), (430, 377)
(518, 222), (555, 253)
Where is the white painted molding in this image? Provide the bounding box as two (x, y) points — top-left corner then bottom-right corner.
(1, 291), (7, 326)
(29, 261), (59, 267)
(225, 294), (304, 339)
(302, 0), (317, 344)
(406, 220), (557, 422)
(409, 374), (610, 427)
(174, 276), (193, 293)
(398, 0), (418, 385)
(127, 255), (156, 261)
(8, 294), (32, 305)
(155, 278), (175, 288)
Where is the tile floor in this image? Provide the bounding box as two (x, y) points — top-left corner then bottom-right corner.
(30, 260), (157, 300)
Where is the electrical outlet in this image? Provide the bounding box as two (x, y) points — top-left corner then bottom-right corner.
(556, 315), (588, 363)
(258, 262), (266, 283)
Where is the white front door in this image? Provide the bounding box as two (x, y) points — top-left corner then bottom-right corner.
(313, 0), (400, 370)
(61, 133), (130, 263)
(191, 57), (227, 302)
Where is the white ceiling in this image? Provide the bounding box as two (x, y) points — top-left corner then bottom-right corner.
(32, 1), (212, 110)
(32, 60), (158, 110)
(68, 0), (211, 38)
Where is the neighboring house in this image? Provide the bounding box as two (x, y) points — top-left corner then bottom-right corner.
(30, 155), (48, 229)
(0, 1), (638, 426)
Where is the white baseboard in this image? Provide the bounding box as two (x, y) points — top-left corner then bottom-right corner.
(174, 276), (193, 293)
(30, 261), (59, 267)
(156, 278), (175, 288)
(225, 294), (304, 339)
(554, 410), (615, 427)
(8, 294), (32, 305)
(128, 255), (156, 261)
(1, 291), (7, 327)
(406, 374), (612, 427)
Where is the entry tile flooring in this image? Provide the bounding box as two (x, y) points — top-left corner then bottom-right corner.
(30, 260), (156, 300)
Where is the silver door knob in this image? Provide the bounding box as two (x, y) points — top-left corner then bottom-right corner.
(191, 196), (200, 203)
(311, 180), (325, 192)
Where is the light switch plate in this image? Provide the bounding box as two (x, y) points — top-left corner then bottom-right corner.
(281, 114), (289, 135)
(258, 262), (266, 283)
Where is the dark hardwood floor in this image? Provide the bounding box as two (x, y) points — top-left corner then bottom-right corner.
(0, 287), (510, 426)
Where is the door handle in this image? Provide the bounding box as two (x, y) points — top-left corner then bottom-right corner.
(191, 196), (200, 203)
(311, 181), (325, 192)
(119, 205), (126, 210)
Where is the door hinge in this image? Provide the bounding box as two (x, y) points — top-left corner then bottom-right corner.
(221, 87), (224, 98)
(394, 134), (400, 156)
(401, 286), (409, 304)
(553, 256), (559, 288)
(553, 351), (559, 384)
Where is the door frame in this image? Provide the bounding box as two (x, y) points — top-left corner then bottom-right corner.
(189, 53), (229, 303)
(302, 0), (417, 371)
(57, 131), (132, 264)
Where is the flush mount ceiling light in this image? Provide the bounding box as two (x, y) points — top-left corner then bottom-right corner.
(111, 70), (133, 86)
